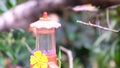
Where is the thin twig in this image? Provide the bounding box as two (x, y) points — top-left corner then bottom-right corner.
(59, 46), (73, 68)
(25, 42), (33, 54)
(77, 20), (119, 32)
(106, 8), (110, 28)
(95, 15), (102, 35)
(108, 4), (120, 9)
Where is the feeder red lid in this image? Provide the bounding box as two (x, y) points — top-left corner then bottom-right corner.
(30, 12), (61, 29)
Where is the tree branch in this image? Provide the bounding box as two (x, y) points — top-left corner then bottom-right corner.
(77, 20), (119, 32)
(1, 0), (120, 31)
(0, 1), (40, 31)
(60, 46), (73, 68)
(0, 0), (64, 31)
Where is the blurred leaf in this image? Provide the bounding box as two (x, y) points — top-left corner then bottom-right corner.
(113, 37), (120, 66)
(0, 56), (5, 68)
(6, 51), (17, 64)
(0, 40), (17, 64)
(102, 53), (110, 67)
(65, 23), (77, 41)
(20, 37), (26, 45)
(94, 21), (117, 46)
(58, 49), (61, 68)
(8, 0), (16, 6)
(0, 41), (7, 51)
(110, 40), (117, 59)
(73, 58), (83, 68)
(93, 31), (111, 46)
(0, 1), (8, 12)
(17, 0), (26, 4)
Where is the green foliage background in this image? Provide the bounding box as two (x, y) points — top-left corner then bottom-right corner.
(0, 0), (120, 68)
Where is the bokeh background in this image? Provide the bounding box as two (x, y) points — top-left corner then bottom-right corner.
(0, 0), (120, 68)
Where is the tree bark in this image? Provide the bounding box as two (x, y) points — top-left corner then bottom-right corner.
(0, 1), (39, 31)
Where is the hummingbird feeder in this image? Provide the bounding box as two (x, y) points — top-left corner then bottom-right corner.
(30, 12), (61, 68)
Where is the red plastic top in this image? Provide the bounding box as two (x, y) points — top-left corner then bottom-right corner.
(43, 12), (48, 18)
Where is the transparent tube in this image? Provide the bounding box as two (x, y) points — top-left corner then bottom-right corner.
(36, 34), (53, 55)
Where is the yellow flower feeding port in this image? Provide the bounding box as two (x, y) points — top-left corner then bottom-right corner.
(30, 51), (48, 68)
